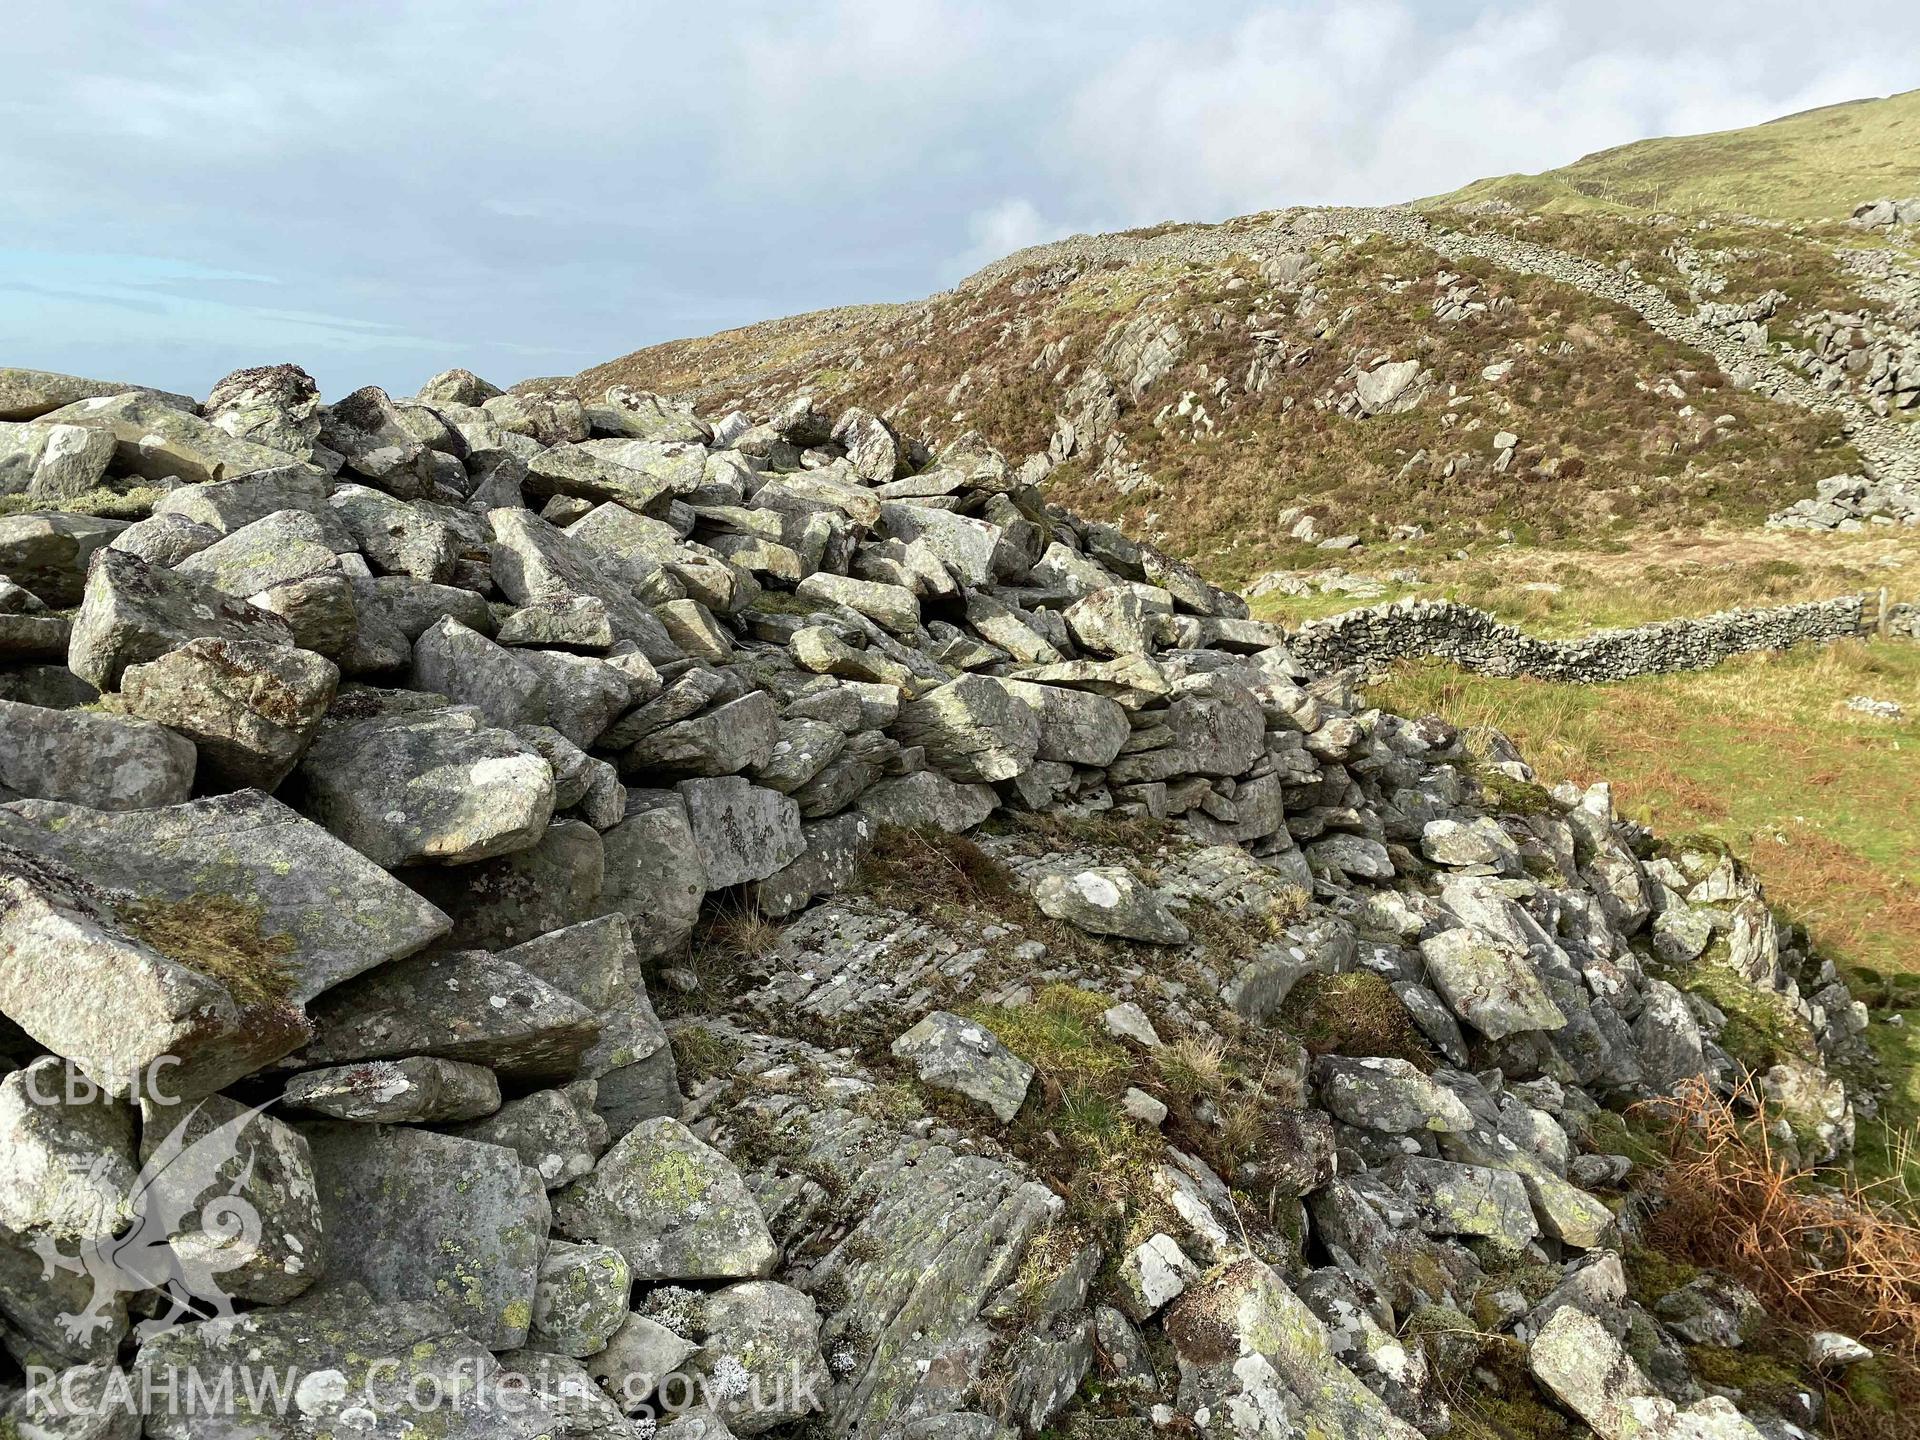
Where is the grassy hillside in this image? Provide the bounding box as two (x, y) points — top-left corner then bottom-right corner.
(1427, 89), (1920, 220)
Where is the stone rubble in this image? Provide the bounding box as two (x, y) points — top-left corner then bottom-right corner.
(0, 366), (1883, 1440)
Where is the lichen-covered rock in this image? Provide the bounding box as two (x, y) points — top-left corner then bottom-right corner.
(203, 362), (323, 458)
(120, 638), (337, 791)
(1418, 923), (1566, 1041)
(677, 776), (805, 888)
(293, 946), (598, 1082)
(137, 1092), (325, 1305)
(0, 419), (115, 503)
(0, 697), (196, 810)
(893, 675), (1040, 783)
(0, 789), (449, 1004)
(0, 513), (127, 608)
(453, 1087), (602, 1189)
(1166, 1258), (1422, 1440)
(67, 547), (294, 690)
(553, 1117), (777, 1284)
(586, 1311), (699, 1414)
(532, 1239), (633, 1358)
(297, 704), (555, 866)
(1315, 1056), (1475, 1134)
(0, 1360), (141, 1440)
(135, 1284), (569, 1439)
(890, 1010), (1034, 1122)
(40, 390), (304, 485)
(680, 1280), (831, 1435)
(1033, 867), (1190, 944)
(281, 1055), (502, 1123)
(301, 1124), (550, 1350)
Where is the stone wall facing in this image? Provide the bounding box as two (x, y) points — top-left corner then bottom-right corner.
(1289, 593), (1876, 681)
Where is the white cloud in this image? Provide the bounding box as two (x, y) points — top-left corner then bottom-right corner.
(948, 198), (1080, 278)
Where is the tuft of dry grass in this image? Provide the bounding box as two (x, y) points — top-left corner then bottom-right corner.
(1644, 1079), (1920, 1362)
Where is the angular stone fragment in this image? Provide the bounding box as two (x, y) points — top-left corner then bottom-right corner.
(150, 470), (332, 535)
(138, 1092), (325, 1305)
(121, 638), (337, 791)
(301, 1124), (551, 1350)
(318, 385), (439, 495)
(1317, 1056), (1471, 1135)
(0, 849), (309, 1104)
(135, 1285), (571, 1439)
(891, 1010), (1034, 1121)
(1003, 679), (1129, 766)
(625, 692), (779, 778)
(0, 367), (193, 422)
(0, 419), (115, 502)
(0, 1360), (142, 1440)
(593, 793), (698, 951)
(854, 771), (996, 833)
(40, 390), (302, 485)
(0, 789), (449, 1004)
(586, 1311), (698, 1414)
(67, 547), (293, 690)
(293, 947), (599, 1082)
(1117, 1233), (1198, 1320)
(297, 704), (555, 867)
(1421, 817), (1521, 870)
(203, 361), (322, 457)
(4, 518), (131, 618)
(490, 507), (681, 662)
(1165, 1258), (1420, 1440)
(281, 1055), (502, 1123)
(683, 1280), (832, 1435)
(328, 481), (460, 579)
(677, 776), (805, 888)
(1385, 1156), (1539, 1247)
(1418, 924), (1566, 1041)
(1033, 868), (1189, 944)
(453, 1087), (602, 1189)
(554, 1117), (778, 1283)
(0, 697), (195, 810)
(892, 675), (1040, 783)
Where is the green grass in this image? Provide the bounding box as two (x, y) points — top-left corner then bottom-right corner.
(1426, 88), (1920, 221)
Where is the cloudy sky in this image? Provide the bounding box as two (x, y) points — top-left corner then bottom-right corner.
(4, 1), (1915, 398)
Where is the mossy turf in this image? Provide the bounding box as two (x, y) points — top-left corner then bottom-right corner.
(117, 892), (296, 1007)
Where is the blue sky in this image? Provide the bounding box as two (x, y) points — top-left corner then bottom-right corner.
(4, 1), (1915, 399)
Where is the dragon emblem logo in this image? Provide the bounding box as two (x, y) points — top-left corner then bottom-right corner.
(34, 1098), (273, 1343)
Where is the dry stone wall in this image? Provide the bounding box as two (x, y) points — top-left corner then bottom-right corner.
(1289, 593), (1874, 681)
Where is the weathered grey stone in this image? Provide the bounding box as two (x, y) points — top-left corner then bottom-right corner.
(890, 1010), (1033, 1122)
(0, 513), (126, 608)
(490, 507), (682, 662)
(1421, 817), (1521, 870)
(67, 547), (294, 690)
(797, 571), (922, 635)
(149, 470), (331, 535)
(586, 1311), (698, 1414)
(417, 367), (504, 407)
(40, 390), (305, 485)
(1003, 679), (1130, 766)
(601, 788), (708, 955)
(453, 1087), (602, 1189)
(1419, 924), (1566, 1041)
(318, 385), (439, 495)
(499, 595), (616, 649)
(751, 717), (848, 795)
(1064, 587), (1159, 656)
(0, 1360), (141, 1440)
(1116, 1233), (1198, 1320)
(297, 704), (555, 867)
(328, 481), (460, 580)
(748, 812), (875, 917)
(553, 1117), (777, 1283)
(532, 1239), (633, 1358)
(1165, 1258), (1421, 1440)
(1384, 1156), (1539, 1247)
(590, 385), (710, 443)
(1033, 867), (1190, 944)
(0, 368), (193, 423)
(626, 692), (780, 778)
(0, 420), (115, 502)
(893, 675), (1040, 783)
(302, 1123), (550, 1349)
(0, 698), (195, 810)
(1654, 1273), (1763, 1347)
(0, 788), (449, 1005)
(135, 1285), (570, 1439)
(0, 847), (309, 1105)
(0, 1058), (136, 1366)
(120, 638), (337, 791)
(137, 1092), (324, 1305)
(677, 776), (805, 888)
(294, 946), (598, 1082)
(875, 502), (1002, 585)
(203, 363), (322, 458)
(1315, 1056), (1475, 1134)
(682, 1280), (831, 1435)
(281, 1055), (502, 1122)
(854, 770), (996, 832)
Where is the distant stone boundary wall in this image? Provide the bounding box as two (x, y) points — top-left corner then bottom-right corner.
(1289, 594), (1878, 682)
